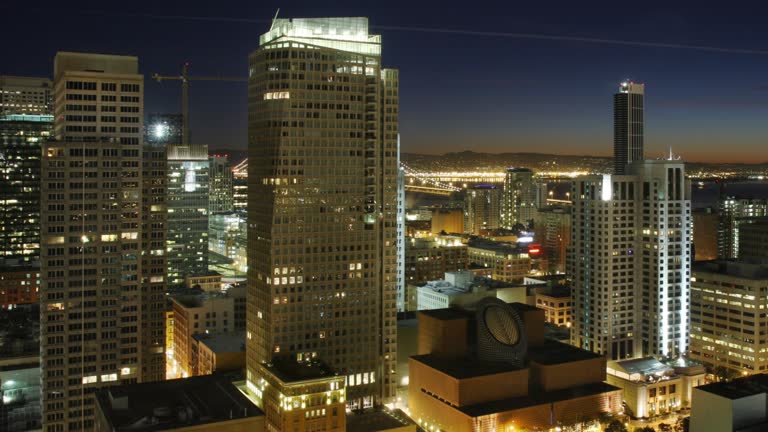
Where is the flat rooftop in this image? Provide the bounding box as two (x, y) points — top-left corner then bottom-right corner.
(693, 260), (768, 280)
(460, 381), (621, 417)
(96, 375), (262, 432)
(263, 357), (338, 384)
(695, 373), (768, 400)
(411, 354), (522, 379)
(509, 302), (539, 313)
(527, 340), (603, 365)
(193, 331), (245, 353)
(346, 409), (417, 432)
(467, 239), (527, 255)
(418, 308), (473, 321)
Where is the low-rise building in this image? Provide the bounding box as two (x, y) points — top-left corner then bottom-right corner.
(414, 270), (526, 311)
(194, 331), (246, 376)
(0, 265), (40, 310)
(690, 261), (768, 377)
(534, 285), (572, 327)
(408, 300), (622, 432)
(247, 357), (346, 432)
(170, 290), (236, 378)
(606, 357), (705, 419)
(690, 373), (768, 432)
(95, 375), (265, 432)
(0, 304), (41, 432)
(404, 236), (468, 286)
(431, 208), (464, 235)
(185, 271), (223, 292)
(467, 238), (545, 283)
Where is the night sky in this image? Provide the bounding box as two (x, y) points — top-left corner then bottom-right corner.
(3, 1), (768, 163)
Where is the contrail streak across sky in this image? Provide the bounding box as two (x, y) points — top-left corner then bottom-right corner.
(7, 7), (768, 56)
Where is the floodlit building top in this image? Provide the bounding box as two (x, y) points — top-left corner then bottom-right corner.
(259, 17), (382, 56)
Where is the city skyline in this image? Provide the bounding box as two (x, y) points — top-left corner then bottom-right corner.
(3, 2), (768, 163)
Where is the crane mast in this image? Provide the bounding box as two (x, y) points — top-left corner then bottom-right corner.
(152, 64), (246, 146)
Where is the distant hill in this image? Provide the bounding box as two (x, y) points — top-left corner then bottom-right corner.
(212, 149), (768, 175)
(401, 151), (611, 172)
(402, 151), (768, 174)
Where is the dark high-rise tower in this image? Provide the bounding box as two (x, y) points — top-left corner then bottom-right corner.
(246, 17), (399, 409)
(613, 81), (644, 175)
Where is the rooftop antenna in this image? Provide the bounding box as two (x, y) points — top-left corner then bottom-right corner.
(270, 8), (280, 31)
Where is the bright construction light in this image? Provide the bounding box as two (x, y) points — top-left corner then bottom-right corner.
(154, 123), (168, 139)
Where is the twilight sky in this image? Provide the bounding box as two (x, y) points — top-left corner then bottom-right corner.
(3, 1), (768, 163)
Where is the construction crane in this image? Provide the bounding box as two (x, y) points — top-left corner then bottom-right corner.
(152, 63), (247, 145)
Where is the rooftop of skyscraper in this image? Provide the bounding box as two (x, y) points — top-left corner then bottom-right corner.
(693, 260), (768, 279)
(346, 408), (419, 432)
(95, 375), (263, 432)
(262, 356), (339, 384)
(694, 373), (768, 400)
(259, 17), (382, 56)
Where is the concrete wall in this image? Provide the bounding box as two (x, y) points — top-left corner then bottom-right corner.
(691, 388), (733, 432)
(733, 393), (767, 431)
(457, 369), (529, 406)
(530, 356), (605, 393)
(416, 313), (468, 356)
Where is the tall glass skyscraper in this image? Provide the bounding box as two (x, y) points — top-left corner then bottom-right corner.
(501, 167), (536, 229)
(167, 143), (209, 285)
(613, 81), (644, 175)
(246, 17), (399, 409)
(0, 76), (52, 266)
(1, 113), (51, 265)
(209, 154), (234, 214)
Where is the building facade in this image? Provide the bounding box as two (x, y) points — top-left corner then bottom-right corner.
(534, 286), (572, 327)
(0, 265), (40, 309)
(167, 143), (209, 285)
(689, 261), (768, 376)
(693, 207), (718, 261)
(465, 184), (501, 235)
(606, 357), (705, 419)
(41, 52), (165, 431)
(501, 168), (536, 229)
(409, 301), (622, 432)
(208, 211), (247, 273)
(170, 292), (236, 378)
(430, 208), (464, 234)
(570, 160), (692, 360)
(0, 75), (52, 115)
(717, 197), (768, 259)
(209, 154), (234, 214)
(534, 205), (571, 274)
(739, 220), (768, 262)
(613, 81), (644, 175)
(1, 76), (53, 266)
(466, 239), (536, 283)
(0, 113), (51, 266)
(246, 17), (399, 408)
(404, 237), (468, 286)
(232, 158), (248, 210)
